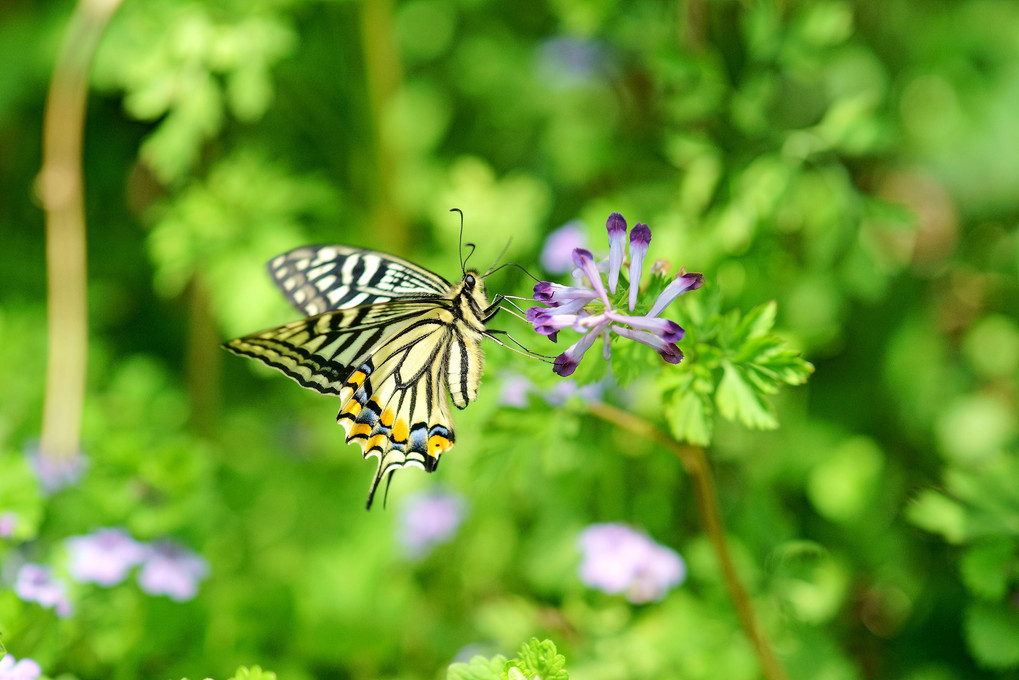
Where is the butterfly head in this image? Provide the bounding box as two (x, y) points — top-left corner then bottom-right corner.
(457, 269), (490, 315)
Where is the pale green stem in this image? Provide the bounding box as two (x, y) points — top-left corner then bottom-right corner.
(38, 0), (123, 461)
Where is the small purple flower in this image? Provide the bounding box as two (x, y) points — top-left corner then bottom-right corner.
(397, 489), (467, 559)
(529, 214), (704, 376)
(65, 528), (146, 587)
(535, 37), (606, 90)
(14, 564), (73, 617)
(578, 523), (685, 604)
(540, 221), (588, 274)
(25, 442), (88, 494)
(544, 379), (605, 406)
(136, 541), (209, 602)
(0, 512), (16, 538)
(0, 654), (42, 680)
(499, 374), (533, 408)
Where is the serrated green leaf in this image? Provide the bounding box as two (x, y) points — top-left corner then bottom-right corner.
(668, 388), (714, 445)
(960, 539), (1016, 601)
(733, 300), (777, 346)
(716, 362), (778, 429)
(510, 639), (568, 680)
(965, 602), (1019, 669)
(447, 655), (509, 680)
(228, 665), (277, 680)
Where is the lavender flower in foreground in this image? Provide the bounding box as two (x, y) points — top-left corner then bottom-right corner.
(530, 213), (704, 376)
(578, 523), (686, 604)
(0, 654), (42, 680)
(13, 564), (73, 617)
(137, 541), (209, 602)
(65, 528), (146, 586)
(397, 489), (467, 559)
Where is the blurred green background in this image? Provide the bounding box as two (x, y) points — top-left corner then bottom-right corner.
(1, 0), (1018, 678)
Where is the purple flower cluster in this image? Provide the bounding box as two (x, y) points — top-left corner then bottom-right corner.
(0, 654), (42, 680)
(64, 529), (208, 601)
(14, 564), (73, 617)
(530, 213), (704, 377)
(397, 490), (467, 559)
(577, 523), (686, 604)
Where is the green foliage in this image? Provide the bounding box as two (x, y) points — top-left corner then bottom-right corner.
(2, 0), (1018, 678)
(447, 639), (567, 680)
(663, 292), (813, 445)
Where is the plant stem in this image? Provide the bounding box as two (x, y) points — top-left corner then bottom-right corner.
(587, 401), (788, 680)
(37, 0), (123, 461)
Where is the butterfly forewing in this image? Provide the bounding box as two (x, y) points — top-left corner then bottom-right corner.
(269, 245), (451, 316)
(226, 247), (490, 508)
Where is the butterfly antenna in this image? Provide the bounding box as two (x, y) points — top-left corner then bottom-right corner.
(484, 261), (543, 283)
(451, 208), (466, 275)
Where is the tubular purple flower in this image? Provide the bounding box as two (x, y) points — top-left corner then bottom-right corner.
(533, 281), (599, 306)
(572, 248), (610, 305)
(553, 327), (602, 377)
(606, 313), (684, 343)
(612, 325), (684, 364)
(648, 271), (705, 318)
(65, 528), (146, 587)
(628, 223), (652, 311)
(14, 564), (72, 617)
(605, 212), (627, 294)
(530, 212), (703, 375)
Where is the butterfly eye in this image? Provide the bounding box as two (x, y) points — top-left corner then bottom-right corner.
(465, 274), (476, 288)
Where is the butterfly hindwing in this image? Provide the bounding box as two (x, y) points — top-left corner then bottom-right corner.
(268, 245), (451, 316)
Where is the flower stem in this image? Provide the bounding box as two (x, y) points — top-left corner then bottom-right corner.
(587, 401), (788, 680)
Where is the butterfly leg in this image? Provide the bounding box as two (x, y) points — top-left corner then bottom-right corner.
(484, 329), (556, 362)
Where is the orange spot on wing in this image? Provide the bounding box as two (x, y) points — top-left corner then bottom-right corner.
(367, 434), (389, 452)
(350, 423), (372, 438)
(392, 419), (409, 443)
(381, 409), (395, 427)
(342, 400), (362, 417)
(427, 435), (451, 457)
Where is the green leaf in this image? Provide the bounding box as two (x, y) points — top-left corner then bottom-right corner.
(228, 666), (277, 680)
(732, 300), (777, 347)
(716, 362), (778, 429)
(965, 602), (1019, 669)
(447, 655), (509, 680)
(905, 490), (969, 544)
(513, 640), (570, 680)
(960, 539), (1016, 601)
(668, 388), (714, 446)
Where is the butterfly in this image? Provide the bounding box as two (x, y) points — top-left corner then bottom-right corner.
(223, 227), (539, 509)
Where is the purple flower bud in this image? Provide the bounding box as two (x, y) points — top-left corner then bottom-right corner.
(0, 654), (43, 680)
(647, 271), (705, 318)
(553, 328), (601, 376)
(397, 490), (467, 558)
(65, 528), (146, 587)
(611, 325), (685, 364)
(137, 541), (208, 602)
(14, 564), (73, 617)
(540, 222), (587, 273)
(628, 223), (652, 311)
(572, 248), (611, 305)
(606, 313), (684, 343)
(606, 212), (627, 294)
